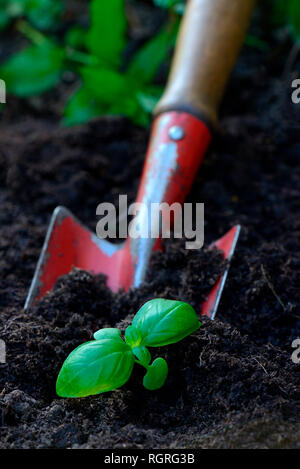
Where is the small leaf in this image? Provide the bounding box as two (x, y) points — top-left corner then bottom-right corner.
(81, 67), (148, 125)
(56, 338), (134, 398)
(245, 34), (270, 52)
(125, 325), (143, 348)
(94, 328), (121, 341)
(132, 299), (201, 347)
(25, 0), (63, 31)
(143, 358), (168, 390)
(65, 26), (87, 49)
(108, 94), (145, 124)
(82, 66), (128, 104)
(136, 86), (163, 114)
(132, 346), (151, 366)
(63, 86), (105, 127)
(0, 42), (65, 97)
(86, 0), (127, 67)
(127, 21), (179, 86)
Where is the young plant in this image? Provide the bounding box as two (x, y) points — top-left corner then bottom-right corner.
(56, 298), (201, 398)
(0, 0), (180, 127)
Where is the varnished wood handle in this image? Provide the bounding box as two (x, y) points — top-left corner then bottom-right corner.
(155, 0), (257, 127)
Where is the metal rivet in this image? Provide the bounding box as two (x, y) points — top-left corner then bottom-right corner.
(168, 126), (185, 141)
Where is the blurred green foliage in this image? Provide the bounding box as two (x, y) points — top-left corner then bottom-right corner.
(64, 0), (178, 126)
(0, 0), (179, 126)
(272, 0), (300, 41)
(0, 0), (63, 31)
(1, 40), (65, 96)
(0, 0), (299, 127)
(153, 0), (185, 15)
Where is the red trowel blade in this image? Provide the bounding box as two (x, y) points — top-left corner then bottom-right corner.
(201, 225), (241, 319)
(24, 203), (240, 319)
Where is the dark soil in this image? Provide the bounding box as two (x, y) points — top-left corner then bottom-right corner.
(0, 4), (300, 449)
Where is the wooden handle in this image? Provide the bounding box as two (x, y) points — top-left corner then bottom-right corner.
(155, 0), (256, 127)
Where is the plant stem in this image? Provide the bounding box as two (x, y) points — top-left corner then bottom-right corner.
(17, 20), (99, 68)
(66, 47), (99, 67)
(17, 19), (47, 45)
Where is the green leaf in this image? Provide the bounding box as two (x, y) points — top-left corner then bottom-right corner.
(0, 0), (23, 30)
(153, 0), (178, 9)
(86, 0), (127, 67)
(143, 358), (168, 390)
(153, 0), (185, 14)
(132, 299), (201, 347)
(65, 26), (87, 49)
(0, 11), (10, 31)
(63, 86), (105, 126)
(245, 34), (270, 52)
(136, 85), (163, 114)
(25, 0), (63, 31)
(94, 328), (121, 341)
(64, 72), (148, 127)
(272, 0), (300, 42)
(271, 0), (289, 26)
(125, 325), (143, 348)
(173, 3), (185, 15)
(4, 0), (24, 18)
(82, 66), (128, 104)
(289, 0), (300, 41)
(56, 338), (134, 398)
(127, 21), (179, 86)
(154, 0), (172, 7)
(0, 42), (65, 97)
(81, 67), (148, 124)
(107, 94), (143, 122)
(133, 346), (151, 366)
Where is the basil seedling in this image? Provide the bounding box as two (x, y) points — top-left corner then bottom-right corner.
(56, 299), (201, 398)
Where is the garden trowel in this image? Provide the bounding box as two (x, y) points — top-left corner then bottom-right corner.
(25, 0), (256, 317)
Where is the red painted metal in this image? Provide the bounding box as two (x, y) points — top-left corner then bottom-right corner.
(135, 111), (211, 206)
(200, 225), (241, 319)
(25, 111), (239, 317)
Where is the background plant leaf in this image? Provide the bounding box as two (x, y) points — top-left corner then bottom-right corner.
(0, 11), (10, 31)
(289, 0), (300, 41)
(135, 85), (163, 114)
(86, 0), (127, 67)
(63, 86), (105, 126)
(0, 0), (63, 31)
(127, 21), (179, 86)
(25, 0), (63, 31)
(0, 41), (65, 97)
(65, 26), (87, 50)
(153, 0), (184, 12)
(82, 66), (129, 103)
